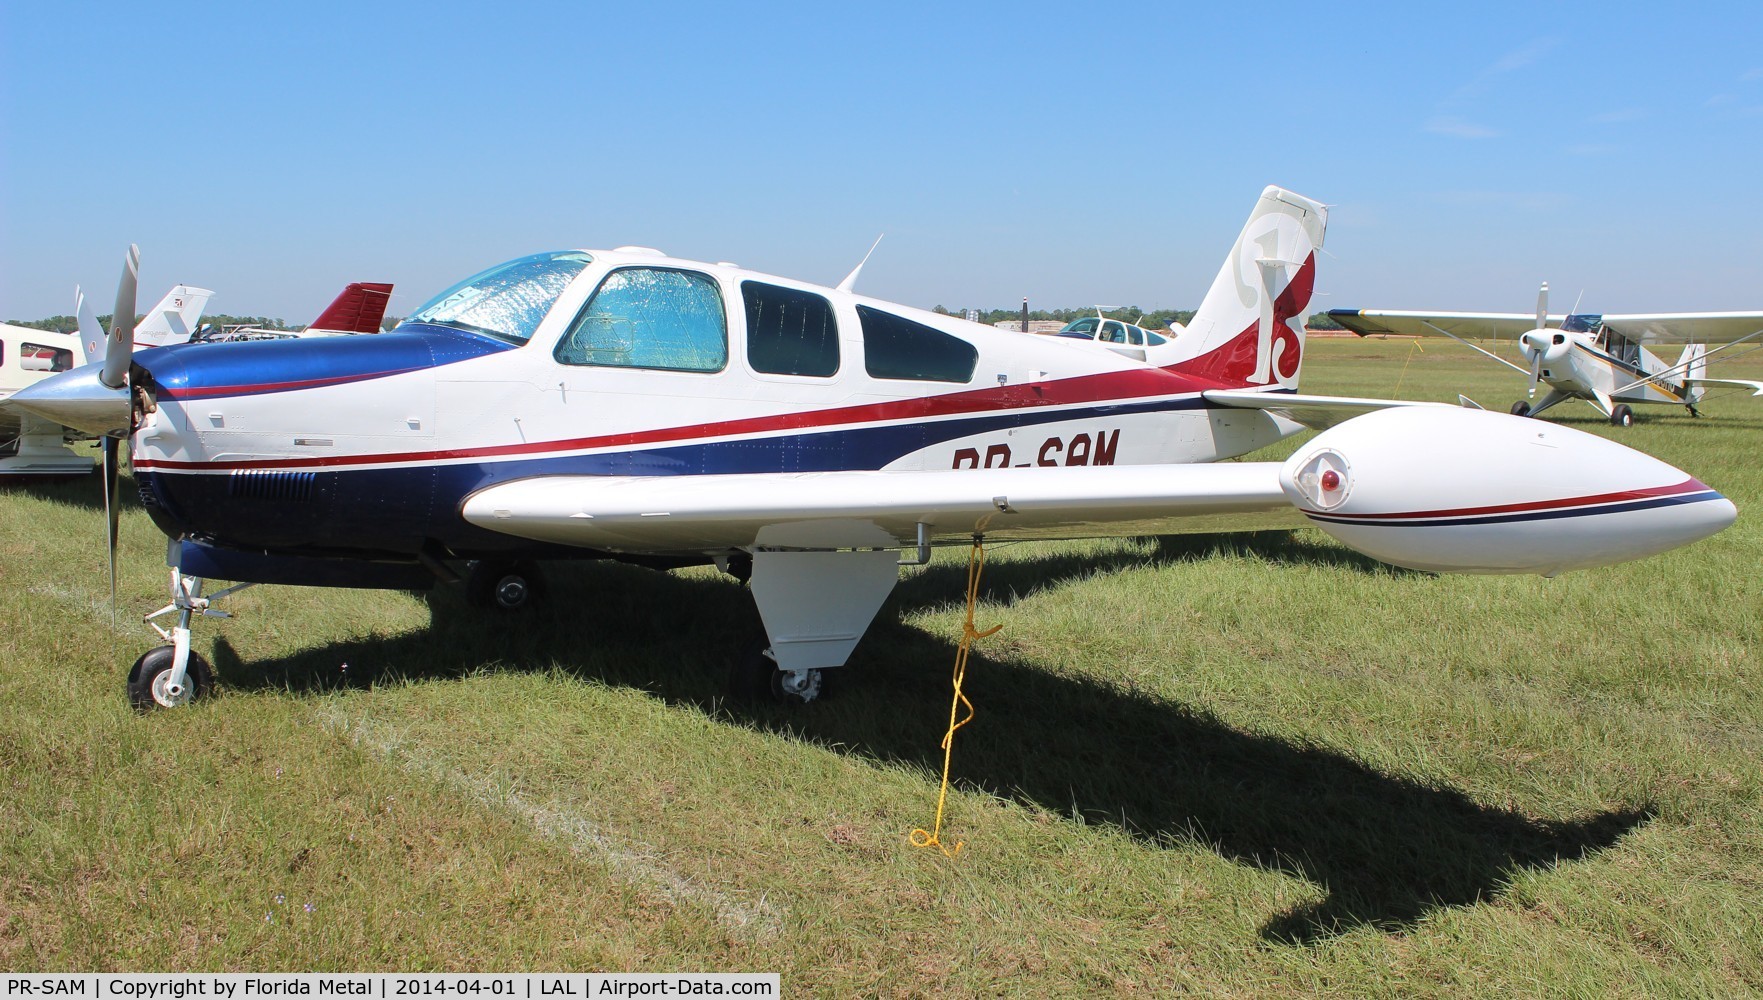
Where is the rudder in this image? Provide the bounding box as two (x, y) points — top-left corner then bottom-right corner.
(1167, 186), (1328, 390)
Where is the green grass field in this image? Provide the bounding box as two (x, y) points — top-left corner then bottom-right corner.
(3, 338), (1760, 995)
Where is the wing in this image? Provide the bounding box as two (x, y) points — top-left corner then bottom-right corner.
(1202, 389), (1459, 430)
(1327, 309), (1564, 339)
(1598, 312), (1763, 345)
(460, 464), (1304, 555)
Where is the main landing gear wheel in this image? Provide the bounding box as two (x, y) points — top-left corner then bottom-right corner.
(1510, 400), (1532, 417)
(771, 666), (827, 705)
(465, 559), (545, 611)
(726, 648), (828, 705)
(127, 645), (213, 712)
(1610, 403), (1635, 428)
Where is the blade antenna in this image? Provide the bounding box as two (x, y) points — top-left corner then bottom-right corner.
(836, 234), (884, 294)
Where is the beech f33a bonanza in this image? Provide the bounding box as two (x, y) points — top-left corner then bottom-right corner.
(1328, 285), (1763, 426)
(4, 188), (1739, 711)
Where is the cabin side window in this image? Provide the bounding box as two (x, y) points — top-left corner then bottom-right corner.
(856, 306), (977, 383)
(556, 267), (728, 372)
(21, 343), (73, 373)
(743, 281), (839, 377)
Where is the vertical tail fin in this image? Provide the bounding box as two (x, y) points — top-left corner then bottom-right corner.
(1167, 186), (1328, 390)
(1678, 343), (1708, 403)
(133, 285), (215, 347)
(307, 282), (394, 334)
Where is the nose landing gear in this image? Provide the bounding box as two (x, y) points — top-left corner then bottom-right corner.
(130, 569), (254, 711)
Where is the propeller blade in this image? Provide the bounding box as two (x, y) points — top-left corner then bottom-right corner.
(101, 245), (139, 390)
(1528, 352), (1544, 398)
(103, 435), (121, 629)
(1534, 281), (1549, 330)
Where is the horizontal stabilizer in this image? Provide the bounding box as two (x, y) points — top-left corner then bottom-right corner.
(1684, 377), (1763, 396)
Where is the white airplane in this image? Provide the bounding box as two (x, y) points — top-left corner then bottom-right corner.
(1328, 286), (1763, 426)
(1, 282), (211, 476)
(4, 188), (1738, 713)
(1052, 311), (1184, 365)
(194, 281), (393, 343)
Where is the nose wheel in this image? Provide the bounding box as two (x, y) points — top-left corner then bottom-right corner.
(465, 559), (546, 611)
(128, 645), (213, 711)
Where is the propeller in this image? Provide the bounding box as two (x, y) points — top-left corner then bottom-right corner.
(103, 245), (139, 390)
(100, 246), (141, 625)
(1525, 282), (1550, 398)
(103, 436), (121, 628)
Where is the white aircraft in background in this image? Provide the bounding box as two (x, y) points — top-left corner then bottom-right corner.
(4, 188), (1737, 713)
(1052, 311), (1184, 365)
(1, 283), (211, 476)
(1328, 285), (1763, 426)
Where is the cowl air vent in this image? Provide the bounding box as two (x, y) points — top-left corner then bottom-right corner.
(228, 470), (317, 502)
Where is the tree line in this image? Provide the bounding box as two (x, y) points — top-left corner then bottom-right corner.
(936, 305), (1344, 330)
(10, 307), (1340, 334)
(6, 313), (404, 334)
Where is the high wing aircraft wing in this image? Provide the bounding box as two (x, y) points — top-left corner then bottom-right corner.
(1201, 390), (1459, 430)
(1597, 312), (1763, 345)
(1326, 310), (1567, 340)
(461, 463), (1305, 554)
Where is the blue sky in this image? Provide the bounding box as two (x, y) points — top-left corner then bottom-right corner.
(3, 2), (1761, 322)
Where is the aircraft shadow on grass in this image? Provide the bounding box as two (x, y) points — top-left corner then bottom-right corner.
(214, 556), (1651, 944)
(892, 530), (1411, 609)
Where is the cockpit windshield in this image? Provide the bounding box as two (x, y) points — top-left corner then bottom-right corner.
(404, 251), (593, 344)
(1561, 314), (1603, 334)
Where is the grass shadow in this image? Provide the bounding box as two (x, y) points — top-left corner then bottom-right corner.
(212, 558), (1650, 944)
(0, 457), (116, 511)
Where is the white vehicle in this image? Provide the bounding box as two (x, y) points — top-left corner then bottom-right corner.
(1, 282), (211, 475)
(1054, 313), (1183, 364)
(6, 188), (1736, 713)
(1328, 286), (1763, 426)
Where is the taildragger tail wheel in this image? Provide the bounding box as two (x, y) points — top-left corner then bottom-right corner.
(127, 645), (213, 711)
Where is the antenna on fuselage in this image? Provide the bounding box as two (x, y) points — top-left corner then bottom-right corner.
(837, 234), (885, 293)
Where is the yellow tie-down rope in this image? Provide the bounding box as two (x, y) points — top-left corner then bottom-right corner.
(910, 534), (1002, 857)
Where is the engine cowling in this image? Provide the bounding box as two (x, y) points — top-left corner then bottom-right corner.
(1278, 407), (1735, 575)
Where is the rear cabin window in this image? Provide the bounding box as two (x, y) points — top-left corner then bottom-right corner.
(856, 307), (977, 383)
(743, 281), (839, 377)
(556, 267), (727, 372)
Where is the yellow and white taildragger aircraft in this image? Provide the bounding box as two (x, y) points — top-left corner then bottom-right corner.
(1328, 285), (1763, 426)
